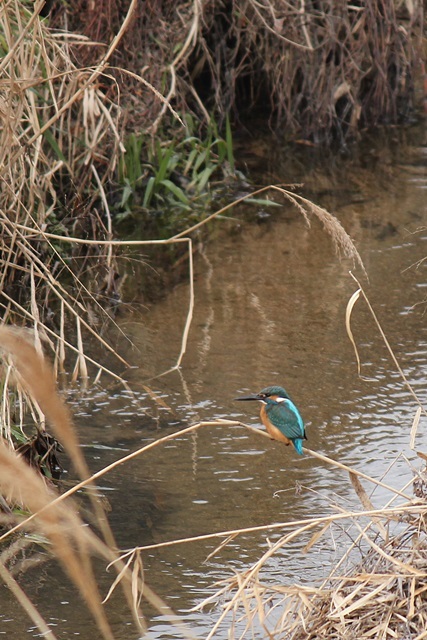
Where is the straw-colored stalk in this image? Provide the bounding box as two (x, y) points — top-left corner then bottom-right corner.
(0, 325), (196, 639)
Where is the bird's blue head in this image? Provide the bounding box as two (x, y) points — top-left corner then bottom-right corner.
(234, 385), (290, 403)
(259, 386), (290, 400)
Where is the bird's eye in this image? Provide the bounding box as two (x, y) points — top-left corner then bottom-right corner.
(260, 393), (268, 399)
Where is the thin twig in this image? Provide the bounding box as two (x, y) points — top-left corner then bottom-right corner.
(350, 272), (427, 417)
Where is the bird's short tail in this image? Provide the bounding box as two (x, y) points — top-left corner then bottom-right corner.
(292, 439), (304, 455)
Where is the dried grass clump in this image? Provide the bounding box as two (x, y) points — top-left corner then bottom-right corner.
(199, 0), (423, 140)
(51, 0), (193, 129)
(53, 0), (423, 141)
(301, 532), (427, 638)
(192, 459), (427, 639)
(0, 0), (123, 284)
(290, 504), (427, 639)
(0, 0), (124, 228)
(0, 0), (143, 382)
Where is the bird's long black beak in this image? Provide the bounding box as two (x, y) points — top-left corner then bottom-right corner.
(234, 394), (261, 402)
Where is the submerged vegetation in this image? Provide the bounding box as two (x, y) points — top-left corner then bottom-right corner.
(0, 0), (425, 638)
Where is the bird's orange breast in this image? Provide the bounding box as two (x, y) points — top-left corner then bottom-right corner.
(260, 405), (291, 445)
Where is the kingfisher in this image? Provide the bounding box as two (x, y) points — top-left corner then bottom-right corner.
(235, 385), (307, 455)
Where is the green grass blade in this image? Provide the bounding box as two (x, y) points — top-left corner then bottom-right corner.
(193, 148), (208, 173)
(42, 127), (66, 163)
(195, 166), (215, 192)
(225, 115), (235, 174)
(156, 146), (175, 183)
(244, 198), (281, 206)
(143, 176), (156, 207)
(159, 179), (189, 204)
(184, 148), (199, 175)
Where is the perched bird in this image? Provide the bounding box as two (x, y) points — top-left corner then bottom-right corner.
(235, 385), (306, 455)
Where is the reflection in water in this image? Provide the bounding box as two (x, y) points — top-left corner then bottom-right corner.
(3, 128), (427, 638)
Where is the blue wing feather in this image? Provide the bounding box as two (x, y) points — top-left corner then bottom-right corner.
(266, 399), (305, 441)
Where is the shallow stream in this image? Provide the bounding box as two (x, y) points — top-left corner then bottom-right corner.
(2, 125), (427, 638)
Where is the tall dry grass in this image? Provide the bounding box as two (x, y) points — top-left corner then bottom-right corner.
(0, 0), (184, 390)
(51, 0), (424, 141)
(0, 3), (192, 633)
(0, 0), (131, 381)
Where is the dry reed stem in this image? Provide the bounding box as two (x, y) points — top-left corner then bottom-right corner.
(0, 289), (128, 385)
(124, 502), (425, 556)
(349, 272), (427, 418)
(0, 560), (58, 640)
(1, 419), (414, 552)
(0, 325), (200, 637)
(0, 211), (131, 369)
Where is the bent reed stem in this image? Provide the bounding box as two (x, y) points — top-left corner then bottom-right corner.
(0, 420), (414, 545)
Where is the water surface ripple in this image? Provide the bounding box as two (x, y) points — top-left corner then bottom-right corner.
(6, 127), (427, 638)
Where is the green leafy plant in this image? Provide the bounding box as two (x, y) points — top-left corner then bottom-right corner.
(116, 113), (236, 220)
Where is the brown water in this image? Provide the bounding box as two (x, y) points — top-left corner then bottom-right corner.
(3, 126), (427, 638)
